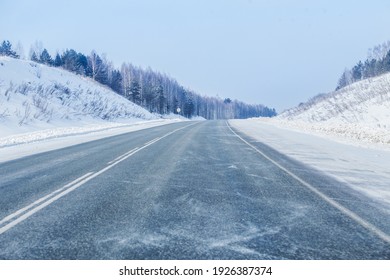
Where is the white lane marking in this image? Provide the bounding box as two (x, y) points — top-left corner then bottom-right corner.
(107, 147), (140, 164)
(0, 172), (93, 226)
(0, 122), (198, 235)
(144, 137), (161, 146)
(0, 172), (96, 235)
(226, 121), (390, 244)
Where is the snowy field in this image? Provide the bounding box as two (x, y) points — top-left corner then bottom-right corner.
(230, 119), (390, 209)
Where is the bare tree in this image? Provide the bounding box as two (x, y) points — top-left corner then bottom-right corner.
(29, 40), (44, 60)
(121, 63), (132, 98)
(88, 50), (102, 81)
(15, 41), (25, 59)
(367, 40), (390, 60)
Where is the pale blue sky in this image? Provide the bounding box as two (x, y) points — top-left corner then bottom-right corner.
(1, 0), (390, 112)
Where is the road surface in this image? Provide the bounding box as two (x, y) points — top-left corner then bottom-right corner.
(0, 121), (389, 259)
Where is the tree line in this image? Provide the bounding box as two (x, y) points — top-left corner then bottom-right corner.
(336, 41), (390, 90)
(1, 40), (276, 119)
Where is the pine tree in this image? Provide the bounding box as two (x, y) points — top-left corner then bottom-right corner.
(183, 96), (194, 118)
(156, 85), (165, 114)
(31, 52), (39, 62)
(61, 49), (79, 72)
(382, 51), (390, 73)
(109, 70), (122, 93)
(76, 53), (88, 75)
(129, 80), (141, 104)
(0, 40), (19, 58)
(351, 61), (363, 81)
(54, 53), (63, 67)
(40, 49), (53, 65)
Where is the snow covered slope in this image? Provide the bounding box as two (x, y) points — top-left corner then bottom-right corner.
(276, 73), (390, 145)
(0, 56), (161, 142)
(0, 57), (156, 133)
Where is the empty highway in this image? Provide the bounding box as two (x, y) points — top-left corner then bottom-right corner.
(0, 121), (389, 259)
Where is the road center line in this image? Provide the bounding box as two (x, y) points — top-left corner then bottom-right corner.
(107, 147), (140, 164)
(0, 172), (93, 226)
(144, 137), (161, 146)
(226, 121), (390, 245)
(0, 122), (198, 235)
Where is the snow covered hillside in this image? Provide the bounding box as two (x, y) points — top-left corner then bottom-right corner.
(0, 56), (164, 146)
(275, 73), (390, 145)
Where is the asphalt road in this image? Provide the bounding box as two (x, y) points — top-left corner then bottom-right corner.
(0, 120), (389, 259)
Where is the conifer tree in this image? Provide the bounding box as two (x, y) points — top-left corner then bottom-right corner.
(54, 53), (63, 67)
(40, 49), (53, 65)
(0, 40), (19, 58)
(129, 80), (141, 104)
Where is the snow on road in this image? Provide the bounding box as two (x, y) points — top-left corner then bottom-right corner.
(230, 119), (390, 209)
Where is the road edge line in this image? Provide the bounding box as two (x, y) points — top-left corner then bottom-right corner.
(226, 120), (390, 245)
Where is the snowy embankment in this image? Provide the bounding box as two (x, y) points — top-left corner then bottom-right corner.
(276, 72), (390, 146)
(0, 56), (185, 161)
(0, 57), (157, 126)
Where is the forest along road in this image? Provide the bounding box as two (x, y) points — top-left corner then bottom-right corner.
(0, 120), (389, 259)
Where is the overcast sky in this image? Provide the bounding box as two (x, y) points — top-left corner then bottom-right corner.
(1, 0), (390, 112)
